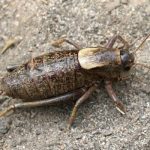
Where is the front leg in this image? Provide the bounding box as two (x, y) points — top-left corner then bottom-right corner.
(105, 80), (126, 114)
(106, 35), (129, 49)
(51, 38), (81, 50)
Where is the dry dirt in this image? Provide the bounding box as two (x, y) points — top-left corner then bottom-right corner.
(0, 0), (150, 150)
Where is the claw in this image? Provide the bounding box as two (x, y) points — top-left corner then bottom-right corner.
(105, 80), (126, 115)
(115, 101), (126, 115)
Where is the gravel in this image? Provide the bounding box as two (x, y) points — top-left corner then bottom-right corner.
(0, 0), (150, 149)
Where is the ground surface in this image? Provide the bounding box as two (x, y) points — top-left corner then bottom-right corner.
(0, 0), (150, 150)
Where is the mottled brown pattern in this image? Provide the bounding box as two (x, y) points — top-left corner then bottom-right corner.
(1, 46), (133, 101)
(1, 50), (87, 100)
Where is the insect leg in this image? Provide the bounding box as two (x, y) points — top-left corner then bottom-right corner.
(106, 35), (129, 49)
(51, 38), (81, 49)
(68, 85), (97, 129)
(104, 80), (126, 115)
(26, 51), (37, 71)
(0, 88), (84, 117)
(65, 39), (81, 49)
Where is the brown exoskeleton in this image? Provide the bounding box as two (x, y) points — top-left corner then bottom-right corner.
(0, 34), (149, 128)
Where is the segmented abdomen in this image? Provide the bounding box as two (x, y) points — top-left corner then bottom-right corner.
(1, 50), (86, 100)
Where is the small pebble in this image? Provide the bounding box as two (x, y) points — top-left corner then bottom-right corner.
(0, 118), (11, 135)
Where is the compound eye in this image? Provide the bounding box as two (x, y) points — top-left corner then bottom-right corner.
(121, 52), (129, 65)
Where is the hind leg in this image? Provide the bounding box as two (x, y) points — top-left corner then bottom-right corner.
(0, 88), (84, 118)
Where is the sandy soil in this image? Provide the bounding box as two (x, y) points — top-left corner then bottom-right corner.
(0, 0), (150, 149)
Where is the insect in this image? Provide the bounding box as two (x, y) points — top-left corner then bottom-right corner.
(0, 34), (149, 128)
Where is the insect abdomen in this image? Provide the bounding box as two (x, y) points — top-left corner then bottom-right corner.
(1, 50), (86, 101)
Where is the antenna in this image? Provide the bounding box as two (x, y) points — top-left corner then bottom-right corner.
(133, 33), (150, 54)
